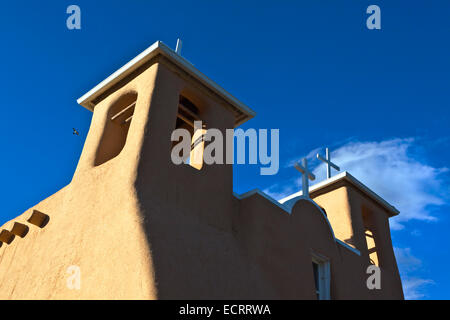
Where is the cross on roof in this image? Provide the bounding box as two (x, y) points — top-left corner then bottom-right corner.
(316, 147), (340, 179)
(294, 158), (316, 198)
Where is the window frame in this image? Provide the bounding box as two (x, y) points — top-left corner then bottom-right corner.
(311, 252), (331, 300)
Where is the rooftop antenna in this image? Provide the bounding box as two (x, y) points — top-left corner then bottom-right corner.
(175, 38), (182, 55)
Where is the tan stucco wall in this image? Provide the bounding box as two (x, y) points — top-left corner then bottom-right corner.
(312, 182), (404, 299)
(0, 58), (403, 299)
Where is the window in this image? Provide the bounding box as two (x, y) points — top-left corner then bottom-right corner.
(312, 262), (320, 299)
(311, 254), (331, 300)
(94, 92), (137, 166)
(364, 228), (379, 266)
(173, 95), (206, 170)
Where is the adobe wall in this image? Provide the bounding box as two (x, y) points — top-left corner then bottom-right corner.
(0, 59), (403, 299)
(312, 183), (404, 299)
(0, 62), (166, 299)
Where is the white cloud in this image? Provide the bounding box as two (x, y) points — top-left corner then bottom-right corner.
(269, 138), (449, 229)
(401, 278), (434, 300)
(314, 138), (448, 229)
(395, 247), (423, 272)
(263, 183), (298, 202)
(394, 247), (434, 300)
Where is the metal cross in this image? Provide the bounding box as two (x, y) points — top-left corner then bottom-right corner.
(316, 147), (340, 179)
(294, 158), (316, 198)
(175, 38), (182, 55)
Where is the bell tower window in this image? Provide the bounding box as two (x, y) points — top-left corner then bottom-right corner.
(94, 92), (137, 166)
(173, 95), (206, 170)
(362, 207), (380, 266)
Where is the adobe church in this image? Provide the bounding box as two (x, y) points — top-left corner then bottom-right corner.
(0, 41), (403, 299)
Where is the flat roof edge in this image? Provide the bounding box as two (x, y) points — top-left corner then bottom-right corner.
(235, 189), (358, 252)
(77, 41), (162, 109)
(76, 41), (256, 127)
(279, 171), (400, 217)
(336, 239), (361, 256)
(233, 189), (291, 214)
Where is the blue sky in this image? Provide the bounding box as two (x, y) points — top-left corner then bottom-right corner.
(1, 1), (449, 299)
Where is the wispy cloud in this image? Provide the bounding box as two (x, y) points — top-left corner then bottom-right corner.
(395, 247), (422, 272)
(314, 138), (448, 229)
(284, 146), (321, 169)
(263, 183), (298, 202)
(402, 278), (434, 300)
(267, 137), (449, 230)
(394, 247), (434, 300)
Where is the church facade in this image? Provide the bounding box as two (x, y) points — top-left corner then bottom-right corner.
(0, 41), (403, 299)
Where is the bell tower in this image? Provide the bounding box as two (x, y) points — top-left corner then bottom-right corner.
(73, 41), (256, 231)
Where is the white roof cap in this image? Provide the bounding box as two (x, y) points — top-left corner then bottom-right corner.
(77, 41), (256, 127)
(279, 171), (400, 217)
